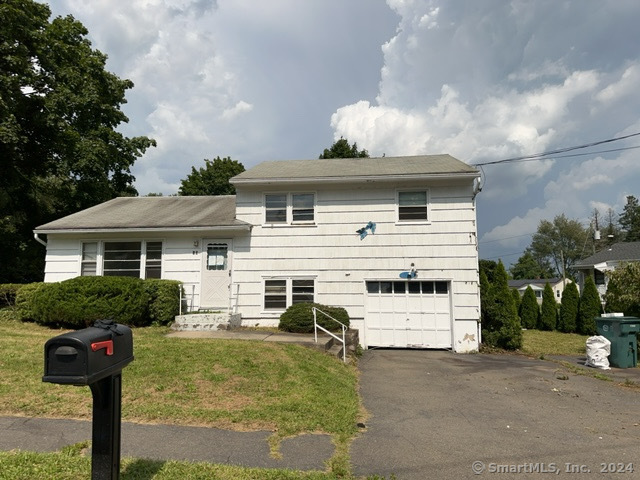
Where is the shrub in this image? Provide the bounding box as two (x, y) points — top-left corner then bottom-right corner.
(538, 283), (557, 330)
(0, 283), (22, 307)
(143, 279), (182, 326)
(30, 276), (150, 328)
(481, 261), (522, 350)
(519, 286), (539, 329)
(15, 283), (45, 321)
(279, 302), (350, 333)
(557, 282), (579, 333)
(578, 275), (601, 335)
(511, 288), (521, 313)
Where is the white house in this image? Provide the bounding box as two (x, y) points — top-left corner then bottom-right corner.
(573, 242), (640, 303)
(508, 278), (571, 304)
(35, 155), (482, 352)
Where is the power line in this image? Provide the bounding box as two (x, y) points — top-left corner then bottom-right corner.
(473, 131), (640, 166)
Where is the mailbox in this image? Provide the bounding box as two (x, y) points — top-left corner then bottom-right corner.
(43, 321), (133, 386)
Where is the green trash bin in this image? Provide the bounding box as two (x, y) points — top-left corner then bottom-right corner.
(595, 316), (639, 368)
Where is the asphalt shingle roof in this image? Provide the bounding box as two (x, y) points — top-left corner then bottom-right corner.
(574, 242), (640, 267)
(35, 196), (247, 232)
(231, 154), (478, 183)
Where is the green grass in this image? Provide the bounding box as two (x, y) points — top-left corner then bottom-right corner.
(521, 329), (589, 356)
(0, 447), (343, 480)
(0, 314), (361, 476)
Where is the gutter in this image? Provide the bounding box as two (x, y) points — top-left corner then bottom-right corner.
(34, 224), (253, 235)
(34, 232), (47, 247)
(231, 172), (481, 186)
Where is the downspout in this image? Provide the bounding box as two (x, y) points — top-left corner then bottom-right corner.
(34, 232), (47, 247)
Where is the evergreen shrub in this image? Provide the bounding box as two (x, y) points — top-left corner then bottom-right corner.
(30, 276), (150, 328)
(0, 283), (22, 307)
(538, 283), (557, 330)
(578, 276), (601, 335)
(558, 282), (579, 333)
(519, 286), (539, 329)
(15, 283), (45, 321)
(481, 261), (522, 350)
(143, 279), (182, 326)
(279, 302), (350, 333)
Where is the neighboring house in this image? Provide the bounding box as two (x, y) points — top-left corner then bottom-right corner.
(573, 242), (640, 303)
(508, 278), (570, 305)
(34, 155), (482, 352)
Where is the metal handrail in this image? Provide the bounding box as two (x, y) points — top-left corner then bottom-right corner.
(313, 307), (347, 363)
(179, 283), (196, 314)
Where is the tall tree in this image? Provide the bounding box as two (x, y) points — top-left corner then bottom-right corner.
(479, 259), (499, 284)
(578, 275), (601, 335)
(538, 283), (557, 330)
(319, 137), (369, 159)
(179, 156), (245, 196)
(557, 282), (579, 333)
(519, 286), (539, 329)
(529, 215), (589, 278)
(603, 262), (640, 316)
(482, 260), (522, 350)
(1, 0), (155, 282)
(510, 251), (554, 279)
(618, 195), (640, 242)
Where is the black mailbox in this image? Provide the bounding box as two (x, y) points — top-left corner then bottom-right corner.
(43, 321), (133, 386)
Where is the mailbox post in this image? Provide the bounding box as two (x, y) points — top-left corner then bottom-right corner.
(43, 320), (134, 480)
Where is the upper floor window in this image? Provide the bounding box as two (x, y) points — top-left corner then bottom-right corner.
(398, 191), (428, 221)
(265, 193), (315, 224)
(594, 270), (606, 285)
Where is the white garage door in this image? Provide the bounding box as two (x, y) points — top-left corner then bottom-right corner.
(365, 280), (452, 348)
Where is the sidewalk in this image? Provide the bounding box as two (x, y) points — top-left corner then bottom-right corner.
(0, 416), (335, 471)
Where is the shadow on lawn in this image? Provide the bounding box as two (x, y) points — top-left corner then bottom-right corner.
(122, 458), (166, 479)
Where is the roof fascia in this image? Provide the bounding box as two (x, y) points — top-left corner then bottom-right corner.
(34, 225), (252, 235)
(231, 171), (480, 186)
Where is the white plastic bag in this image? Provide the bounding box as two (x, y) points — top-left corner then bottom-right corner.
(585, 335), (611, 370)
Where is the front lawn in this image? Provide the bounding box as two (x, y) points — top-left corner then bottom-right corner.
(520, 329), (589, 357)
(0, 314), (361, 476)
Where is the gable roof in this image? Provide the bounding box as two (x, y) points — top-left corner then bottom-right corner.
(574, 242), (640, 269)
(231, 154), (479, 184)
(35, 196), (250, 233)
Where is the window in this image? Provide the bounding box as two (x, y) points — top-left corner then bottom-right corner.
(81, 242), (98, 276)
(265, 280), (287, 309)
(206, 243), (228, 271)
(366, 280), (449, 295)
(594, 270), (606, 285)
(145, 242), (162, 278)
(100, 240), (162, 278)
(103, 242), (141, 277)
(398, 191), (428, 221)
(264, 193), (315, 224)
(265, 194), (287, 223)
(264, 278), (315, 310)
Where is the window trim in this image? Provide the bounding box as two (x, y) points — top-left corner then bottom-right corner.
(262, 277), (316, 311)
(396, 189), (430, 223)
(263, 192), (316, 226)
(79, 239), (163, 279)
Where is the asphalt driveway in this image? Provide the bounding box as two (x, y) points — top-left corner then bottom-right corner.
(351, 350), (640, 479)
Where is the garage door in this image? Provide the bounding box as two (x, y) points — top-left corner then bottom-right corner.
(365, 280), (452, 348)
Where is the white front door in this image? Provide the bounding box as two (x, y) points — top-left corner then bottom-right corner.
(200, 239), (231, 309)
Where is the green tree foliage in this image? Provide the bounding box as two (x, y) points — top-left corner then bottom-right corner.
(178, 156), (245, 196)
(618, 195), (640, 242)
(511, 288), (521, 313)
(0, 0), (155, 282)
(578, 275), (601, 335)
(510, 251), (554, 280)
(529, 215), (589, 278)
(479, 259), (498, 284)
(538, 283), (557, 330)
(319, 137), (369, 159)
(482, 261), (522, 350)
(479, 270), (492, 325)
(519, 286), (539, 329)
(603, 262), (640, 316)
(557, 282), (579, 333)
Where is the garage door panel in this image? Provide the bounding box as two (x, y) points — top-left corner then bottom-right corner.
(366, 280), (452, 349)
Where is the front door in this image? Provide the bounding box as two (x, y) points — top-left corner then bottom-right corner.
(200, 239), (231, 309)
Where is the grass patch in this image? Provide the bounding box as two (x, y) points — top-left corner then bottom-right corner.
(0, 317), (361, 474)
(0, 448), (343, 480)
(521, 329), (589, 357)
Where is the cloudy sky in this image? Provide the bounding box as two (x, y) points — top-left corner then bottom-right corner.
(45, 0), (640, 266)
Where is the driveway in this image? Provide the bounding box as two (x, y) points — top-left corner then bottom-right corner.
(351, 350), (640, 479)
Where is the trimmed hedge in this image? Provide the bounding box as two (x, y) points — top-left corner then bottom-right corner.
(143, 279), (182, 326)
(15, 277), (182, 328)
(279, 302), (350, 333)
